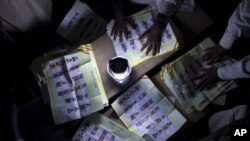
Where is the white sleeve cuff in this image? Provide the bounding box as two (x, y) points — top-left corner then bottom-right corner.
(219, 28), (238, 50)
(217, 57), (250, 80)
(156, 0), (177, 15)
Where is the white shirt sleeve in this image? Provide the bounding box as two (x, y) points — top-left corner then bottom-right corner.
(156, 0), (178, 15)
(208, 105), (248, 133)
(217, 55), (250, 80)
(219, 0), (250, 49)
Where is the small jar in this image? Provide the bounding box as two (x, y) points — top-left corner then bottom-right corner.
(107, 56), (132, 86)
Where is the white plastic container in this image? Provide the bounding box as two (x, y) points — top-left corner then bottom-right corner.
(107, 56), (132, 86)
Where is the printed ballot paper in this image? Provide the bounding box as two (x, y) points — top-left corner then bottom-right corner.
(112, 76), (186, 141)
(107, 9), (180, 66)
(162, 38), (237, 114)
(72, 113), (144, 141)
(57, 0), (107, 46)
(31, 45), (108, 124)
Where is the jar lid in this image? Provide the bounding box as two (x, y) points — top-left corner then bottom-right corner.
(109, 57), (128, 73)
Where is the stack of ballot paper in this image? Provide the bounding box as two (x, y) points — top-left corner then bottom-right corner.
(162, 38), (238, 114)
(30, 44), (75, 104)
(112, 76), (186, 141)
(57, 0), (107, 46)
(31, 45), (108, 124)
(107, 9), (180, 66)
(72, 113), (144, 141)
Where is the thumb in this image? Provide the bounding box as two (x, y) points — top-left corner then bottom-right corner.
(139, 30), (149, 41)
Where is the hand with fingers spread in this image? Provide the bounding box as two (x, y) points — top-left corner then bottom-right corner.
(111, 0), (134, 42)
(111, 17), (133, 42)
(193, 68), (220, 91)
(140, 19), (166, 56)
(201, 44), (227, 65)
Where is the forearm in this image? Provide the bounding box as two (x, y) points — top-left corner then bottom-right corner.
(113, 0), (125, 20)
(156, 13), (168, 29)
(217, 55), (250, 80)
(219, 0), (250, 49)
(219, 26), (238, 50)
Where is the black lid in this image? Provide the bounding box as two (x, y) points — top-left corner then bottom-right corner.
(109, 57), (128, 73)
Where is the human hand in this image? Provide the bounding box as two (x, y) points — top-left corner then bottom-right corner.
(192, 68), (220, 91)
(111, 0), (134, 42)
(110, 17), (134, 42)
(139, 22), (165, 55)
(201, 44), (227, 65)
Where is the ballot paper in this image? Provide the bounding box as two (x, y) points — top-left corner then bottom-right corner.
(72, 113), (144, 141)
(112, 77), (186, 141)
(57, 0), (107, 46)
(107, 10), (180, 66)
(162, 38), (238, 114)
(30, 44), (77, 104)
(31, 44), (108, 124)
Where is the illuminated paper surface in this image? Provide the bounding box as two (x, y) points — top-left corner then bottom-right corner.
(162, 38), (237, 114)
(57, 0), (107, 45)
(37, 45), (108, 124)
(107, 10), (179, 66)
(72, 113), (144, 141)
(112, 77), (186, 140)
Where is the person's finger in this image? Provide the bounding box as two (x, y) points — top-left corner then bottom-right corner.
(124, 26), (129, 40)
(197, 78), (209, 91)
(113, 27), (118, 41)
(208, 56), (223, 65)
(207, 56), (216, 65)
(153, 43), (159, 55)
(118, 29), (123, 42)
(207, 54), (222, 65)
(152, 43), (157, 55)
(201, 51), (213, 61)
(139, 30), (149, 41)
(196, 77), (206, 89)
(156, 42), (160, 53)
(110, 22), (116, 36)
(141, 40), (149, 51)
(146, 44), (152, 55)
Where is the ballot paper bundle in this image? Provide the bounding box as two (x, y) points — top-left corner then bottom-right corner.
(107, 9), (180, 66)
(72, 113), (144, 141)
(30, 44), (76, 104)
(57, 0), (107, 46)
(31, 45), (108, 124)
(162, 38), (237, 114)
(112, 76), (186, 141)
